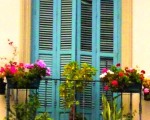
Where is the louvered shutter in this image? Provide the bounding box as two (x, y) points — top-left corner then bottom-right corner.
(98, 0), (121, 119)
(76, 1), (95, 120)
(57, 0), (76, 120)
(31, 0), (121, 119)
(31, 0), (56, 116)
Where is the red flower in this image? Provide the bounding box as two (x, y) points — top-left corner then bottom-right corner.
(118, 72), (124, 77)
(104, 85), (109, 91)
(116, 63), (120, 67)
(111, 80), (118, 86)
(141, 70), (145, 74)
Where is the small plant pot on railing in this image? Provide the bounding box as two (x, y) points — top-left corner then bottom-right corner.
(6, 77), (41, 89)
(0, 78), (6, 95)
(144, 94), (150, 101)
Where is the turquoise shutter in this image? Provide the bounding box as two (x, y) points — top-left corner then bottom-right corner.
(57, 0), (76, 120)
(97, 0), (121, 119)
(76, 1), (95, 120)
(31, 0), (121, 120)
(31, 0), (56, 117)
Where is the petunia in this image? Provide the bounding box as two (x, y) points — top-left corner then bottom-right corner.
(36, 60), (46, 68)
(46, 67), (51, 76)
(25, 64), (34, 69)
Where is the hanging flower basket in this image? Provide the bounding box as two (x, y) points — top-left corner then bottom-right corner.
(0, 79), (6, 94)
(7, 77), (41, 89)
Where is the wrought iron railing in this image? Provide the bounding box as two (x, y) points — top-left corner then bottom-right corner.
(6, 78), (142, 120)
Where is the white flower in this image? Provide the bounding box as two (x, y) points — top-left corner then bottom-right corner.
(100, 72), (107, 78)
(107, 70), (114, 74)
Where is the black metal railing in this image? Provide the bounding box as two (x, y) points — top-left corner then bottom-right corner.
(6, 78), (142, 120)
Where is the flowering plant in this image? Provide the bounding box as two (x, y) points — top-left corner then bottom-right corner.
(3, 60), (51, 87)
(143, 78), (150, 95)
(100, 63), (145, 91)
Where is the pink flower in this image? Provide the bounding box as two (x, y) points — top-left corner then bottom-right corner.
(46, 67), (51, 76)
(36, 60), (46, 68)
(104, 85), (109, 91)
(102, 68), (108, 73)
(10, 66), (17, 74)
(144, 88), (149, 94)
(111, 80), (118, 86)
(25, 64), (34, 69)
(0, 67), (4, 72)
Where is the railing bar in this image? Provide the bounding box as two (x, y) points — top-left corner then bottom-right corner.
(82, 80), (85, 120)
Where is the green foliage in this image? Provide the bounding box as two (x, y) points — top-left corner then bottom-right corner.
(35, 112), (53, 120)
(101, 94), (122, 120)
(101, 94), (136, 120)
(59, 61), (96, 108)
(7, 94), (40, 120)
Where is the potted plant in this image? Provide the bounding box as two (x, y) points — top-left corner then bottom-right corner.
(101, 94), (136, 120)
(59, 61), (96, 120)
(4, 60), (51, 89)
(142, 78), (150, 100)
(0, 39), (16, 94)
(100, 63), (145, 92)
(7, 94), (40, 120)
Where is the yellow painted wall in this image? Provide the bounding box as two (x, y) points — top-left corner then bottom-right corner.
(0, 0), (20, 119)
(132, 0), (150, 119)
(133, 0), (150, 74)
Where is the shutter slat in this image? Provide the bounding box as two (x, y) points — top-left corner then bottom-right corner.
(81, 1), (92, 52)
(61, 1), (72, 50)
(39, 0), (53, 51)
(100, 0), (114, 53)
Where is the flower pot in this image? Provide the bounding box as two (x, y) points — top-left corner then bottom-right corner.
(0, 79), (6, 95)
(144, 94), (150, 101)
(7, 77), (41, 89)
(112, 83), (142, 93)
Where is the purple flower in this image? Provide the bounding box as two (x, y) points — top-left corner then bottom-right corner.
(36, 60), (46, 68)
(46, 67), (51, 76)
(25, 64), (34, 69)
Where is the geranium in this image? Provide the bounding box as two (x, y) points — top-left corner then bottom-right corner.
(100, 63), (145, 91)
(4, 60), (51, 87)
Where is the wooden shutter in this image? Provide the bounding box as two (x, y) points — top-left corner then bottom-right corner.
(57, 0), (75, 120)
(76, 1), (94, 120)
(31, 0), (55, 116)
(31, 0), (121, 120)
(98, 0), (121, 119)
